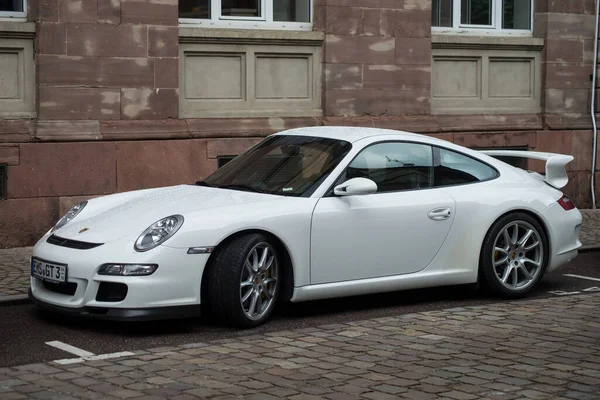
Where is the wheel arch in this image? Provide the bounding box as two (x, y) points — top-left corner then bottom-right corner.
(477, 207), (551, 281)
(201, 229), (295, 303)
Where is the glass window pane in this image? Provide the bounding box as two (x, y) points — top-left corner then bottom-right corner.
(346, 142), (433, 193)
(0, 0), (23, 12)
(434, 148), (497, 186)
(503, 0), (531, 30)
(179, 0), (210, 19)
(461, 0), (492, 25)
(274, 0), (310, 22)
(432, 0), (453, 27)
(222, 0), (261, 17)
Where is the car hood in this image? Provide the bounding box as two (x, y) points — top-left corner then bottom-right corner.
(52, 184), (282, 243)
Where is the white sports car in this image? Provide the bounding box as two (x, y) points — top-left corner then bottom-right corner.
(29, 126), (582, 328)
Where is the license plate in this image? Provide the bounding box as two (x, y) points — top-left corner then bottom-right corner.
(31, 258), (67, 284)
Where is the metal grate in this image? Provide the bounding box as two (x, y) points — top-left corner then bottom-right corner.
(0, 165), (6, 200)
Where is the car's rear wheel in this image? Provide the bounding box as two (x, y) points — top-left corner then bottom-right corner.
(480, 212), (548, 298)
(205, 233), (280, 328)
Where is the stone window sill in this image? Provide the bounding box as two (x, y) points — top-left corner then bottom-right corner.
(432, 34), (544, 51)
(0, 21), (35, 39)
(178, 27), (324, 45)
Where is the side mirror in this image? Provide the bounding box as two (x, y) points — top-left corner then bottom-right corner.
(334, 177), (378, 196)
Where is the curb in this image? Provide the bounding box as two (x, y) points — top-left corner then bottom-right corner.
(580, 244), (600, 252)
(0, 294), (29, 306)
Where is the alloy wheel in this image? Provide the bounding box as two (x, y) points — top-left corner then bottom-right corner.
(239, 242), (278, 321)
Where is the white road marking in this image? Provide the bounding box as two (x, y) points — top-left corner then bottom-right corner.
(583, 286), (600, 292)
(548, 290), (581, 296)
(563, 274), (600, 283)
(45, 341), (95, 358)
(53, 351), (135, 365)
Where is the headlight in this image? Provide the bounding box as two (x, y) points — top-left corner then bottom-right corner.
(98, 264), (158, 276)
(134, 215), (184, 252)
(51, 201), (87, 232)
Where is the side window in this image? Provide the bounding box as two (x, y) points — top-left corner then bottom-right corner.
(434, 147), (497, 186)
(345, 142), (433, 193)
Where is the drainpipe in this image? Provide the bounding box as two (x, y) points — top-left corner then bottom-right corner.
(591, 0), (600, 209)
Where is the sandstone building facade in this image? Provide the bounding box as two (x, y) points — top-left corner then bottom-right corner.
(0, 0), (598, 247)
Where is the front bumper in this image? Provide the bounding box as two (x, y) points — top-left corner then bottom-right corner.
(29, 233), (211, 319)
(29, 289), (201, 321)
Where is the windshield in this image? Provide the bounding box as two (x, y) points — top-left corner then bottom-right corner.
(201, 135), (352, 197)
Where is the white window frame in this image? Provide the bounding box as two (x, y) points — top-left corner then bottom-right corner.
(179, 0), (313, 31)
(0, 0), (27, 20)
(432, 0), (534, 37)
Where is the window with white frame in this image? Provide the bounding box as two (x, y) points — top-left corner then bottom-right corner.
(179, 0), (312, 29)
(0, 0), (26, 17)
(432, 0), (533, 35)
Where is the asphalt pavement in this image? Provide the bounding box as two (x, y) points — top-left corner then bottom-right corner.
(1, 250), (599, 369)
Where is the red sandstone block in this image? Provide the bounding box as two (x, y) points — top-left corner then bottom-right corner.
(100, 120), (189, 140)
(37, 23), (66, 55)
(546, 88), (590, 114)
(546, 13), (596, 39)
(0, 145), (19, 166)
(116, 139), (215, 192)
(325, 6), (363, 35)
(39, 87), (121, 120)
(38, 0), (58, 22)
(325, 35), (396, 64)
(7, 142), (117, 198)
(0, 198), (60, 248)
(546, 63), (593, 90)
(572, 130), (594, 171)
(383, 9), (430, 38)
(325, 63), (363, 90)
(38, 55), (155, 87)
(437, 115), (543, 132)
(59, 0), (97, 23)
(395, 38), (431, 65)
(454, 132), (506, 149)
(313, 5), (326, 32)
(325, 89), (430, 116)
(545, 113), (593, 130)
(363, 64), (430, 90)
(372, 115), (439, 133)
(149, 27), (178, 58)
(207, 138), (262, 158)
(404, 0), (430, 10)
(155, 58), (179, 89)
(546, 38), (585, 63)
(120, 88), (178, 120)
(67, 24), (147, 58)
(33, 121), (102, 141)
(121, 0), (178, 26)
(98, 0), (121, 23)
(362, 8), (381, 37)
(549, 0), (595, 15)
(504, 131), (536, 149)
(0, 120), (31, 143)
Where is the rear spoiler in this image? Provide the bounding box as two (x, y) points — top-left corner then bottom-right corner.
(480, 150), (573, 189)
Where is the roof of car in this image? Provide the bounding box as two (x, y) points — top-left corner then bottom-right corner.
(273, 126), (424, 143)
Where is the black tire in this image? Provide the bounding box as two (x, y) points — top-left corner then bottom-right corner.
(204, 233), (281, 328)
(479, 212), (549, 299)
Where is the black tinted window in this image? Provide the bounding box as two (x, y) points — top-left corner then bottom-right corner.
(434, 148), (497, 186)
(345, 142), (433, 193)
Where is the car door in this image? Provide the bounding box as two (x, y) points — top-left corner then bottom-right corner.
(310, 141), (456, 284)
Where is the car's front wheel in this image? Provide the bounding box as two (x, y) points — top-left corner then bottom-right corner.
(480, 212), (549, 299)
(205, 233), (280, 328)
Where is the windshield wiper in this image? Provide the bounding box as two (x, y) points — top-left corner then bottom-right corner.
(217, 184), (270, 194)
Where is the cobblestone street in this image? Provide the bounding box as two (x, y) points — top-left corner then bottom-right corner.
(1, 293), (599, 400)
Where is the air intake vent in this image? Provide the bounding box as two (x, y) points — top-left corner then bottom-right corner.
(0, 165), (6, 200)
(47, 234), (104, 250)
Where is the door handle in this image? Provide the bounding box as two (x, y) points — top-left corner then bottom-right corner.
(428, 207), (452, 221)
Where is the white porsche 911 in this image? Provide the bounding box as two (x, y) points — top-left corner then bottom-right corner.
(29, 126), (582, 328)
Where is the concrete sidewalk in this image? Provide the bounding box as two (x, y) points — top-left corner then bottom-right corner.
(1, 209), (600, 303)
(1, 292), (599, 399)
